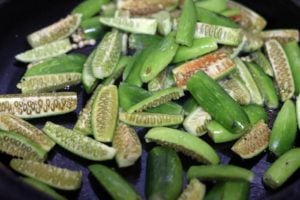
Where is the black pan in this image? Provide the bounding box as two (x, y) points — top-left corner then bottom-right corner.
(0, 0), (300, 199)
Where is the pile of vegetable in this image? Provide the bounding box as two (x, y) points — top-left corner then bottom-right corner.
(1, 0), (300, 199)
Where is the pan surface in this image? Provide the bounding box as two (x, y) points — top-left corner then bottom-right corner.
(0, 0), (300, 199)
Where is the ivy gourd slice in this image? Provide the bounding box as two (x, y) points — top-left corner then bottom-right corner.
(43, 122), (116, 161)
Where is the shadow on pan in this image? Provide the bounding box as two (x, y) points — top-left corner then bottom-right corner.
(0, 0), (300, 200)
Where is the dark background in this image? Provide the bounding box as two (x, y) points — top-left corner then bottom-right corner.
(0, 0), (300, 199)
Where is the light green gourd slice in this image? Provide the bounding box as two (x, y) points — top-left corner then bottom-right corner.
(10, 159), (82, 190)
(43, 122), (116, 161)
(27, 14), (81, 47)
(16, 39), (72, 63)
(92, 30), (122, 79)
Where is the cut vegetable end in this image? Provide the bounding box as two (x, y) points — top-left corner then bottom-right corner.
(92, 85), (118, 142)
(92, 30), (122, 79)
(43, 122), (116, 161)
(265, 39), (295, 101)
(16, 39), (72, 63)
(0, 92), (77, 119)
(112, 123), (142, 168)
(178, 178), (206, 200)
(18, 73), (82, 94)
(10, 159), (82, 190)
(27, 14), (82, 48)
(183, 107), (211, 136)
(231, 121), (270, 159)
(187, 165), (254, 182)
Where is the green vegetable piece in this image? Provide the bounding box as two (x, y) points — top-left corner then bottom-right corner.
(118, 82), (150, 111)
(112, 123), (142, 168)
(251, 51), (274, 77)
(231, 120), (270, 159)
(196, 0), (227, 13)
(194, 22), (243, 46)
(119, 112), (183, 127)
(82, 51), (98, 94)
(227, 0), (267, 32)
(283, 40), (300, 95)
(173, 49), (236, 89)
(102, 56), (132, 86)
(24, 54), (86, 77)
(10, 159), (82, 190)
(265, 39), (295, 101)
(100, 17), (157, 35)
(27, 14), (81, 48)
(89, 164), (141, 200)
(187, 71), (250, 135)
(151, 11), (172, 36)
(269, 100), (297, 156)
(220, 77), (251, 105)
(242, 104), (268, 125)
(74, 84), (103, 135)
(92, 30), (122, 79)
(0, 92), (77, 119)
(263, 148), (300, 189)
(72, 0), (110, 19)
(17, 73), (82, 94)
(173, 37), (218, 63)
(22, 177), (67, 200)
(43, 122), (116, 161)
(127, 87), (184, 113)
(297, 95), (300, 130)
(140, 32), (179, 83)
(183, 97), (198, 114)
(146, 147), (183, 200)
(247, 62), (279, 108)
(178, 179), (206, 200)
(196, 7), (239, 28)
(120, 0), (178, 15)
(176, 0), (197, 46)
(0, 113), (54, 152)
(81, 16), (107, 40)
(183, 107), (211, 136)
(187, 165), (254, 182)
(207, 121), (243, 143)
(0, 131), (47, 161)
(16, 39), (72, 63)
(147, 67), (175, 92)
(92, 85), (118, 142)
(145, 127), (219, 164)
(128, 34), (162, 50)
(125, 49), (151, 87)
(205, 180), (249, 200)
(260, 29), (299, 43)
(234, 58), (263, 105)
